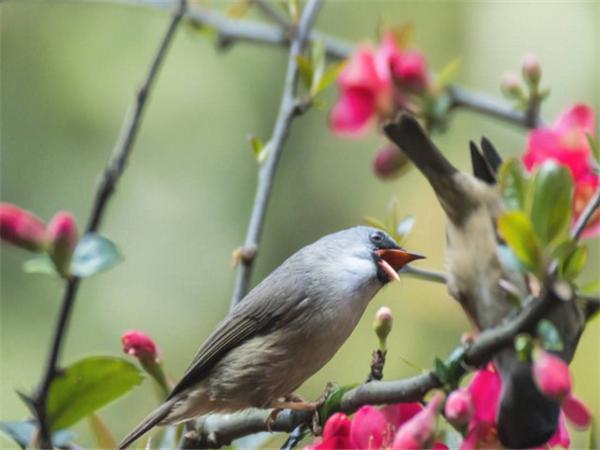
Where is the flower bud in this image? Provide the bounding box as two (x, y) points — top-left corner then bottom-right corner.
(46, 211), (78, 276)
(321, 413), (352, 449)
(122, 330), (158, 361)
(532, 349), (572, 401)
(392, 391), (445, 450)
(561, 393), (591, 429)
(522, 53), (541, 86)
(392, 51), (429, 93)
(444, 389), (473, 426)
(122, 330), (170, 396)
(374, 306), (393, 349)
(0, 203), (46, 252)
(373, 144), (410, 180)
(501, 72), (523, 98)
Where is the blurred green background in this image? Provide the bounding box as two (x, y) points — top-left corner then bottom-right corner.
(1, 1), (599, 448)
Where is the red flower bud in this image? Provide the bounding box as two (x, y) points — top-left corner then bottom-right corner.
(444, 389), (473, 426)
(122, 330), (158, 362)
(392, 51), (429, 93)
(532, 349), (572, 401)
(373, 144), (410, 180)
(392, 391), (445, 450)
(0, 203), (46, 252)
(522, 53), (541, 85)
(46, 211), (78, 276)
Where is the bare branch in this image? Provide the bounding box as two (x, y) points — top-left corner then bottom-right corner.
(254, 0), (293, 31)
(572, 187), (600, 241)
(401, 265), (447, 284)
(30, 1), (187, 447)
(229, 0), (324, 308)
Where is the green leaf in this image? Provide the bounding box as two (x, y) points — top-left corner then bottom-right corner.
(318, 384), (357, 422)
(530, 161), (573, 245)
(0, 421), (75, 450)
(497, 211), (543, 272)
(561, 244), (588, 281)
(536, 320), (564, 352)
(363, 216), (386, 230)
(315, 60), (347, 95)
(580, 279), (600, 295)
(88, 413), (117, 449)
(70, 233), (122, 278)
(586, 133), (600, 164)
(443, 347), (466, 388)
(295, 55), (313, 90)
(226, 0), (251, 18)
(435, 58), (461, 90)
(433, 357), (449, 385)
(248, 135), (268, 164)
(395, 215), (415, 244)
(498, 158), (529, 210)
(22, 255), (58, 277)
(47, 356), (142, 430)
(309, 41), (326, 97)
(514, 333), (533, 362)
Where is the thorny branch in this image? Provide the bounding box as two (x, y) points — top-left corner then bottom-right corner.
(229, 0), (324, 307)
(30, 1), (187, 447)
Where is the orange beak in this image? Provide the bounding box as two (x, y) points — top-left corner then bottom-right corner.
(376, 248), (425, 282)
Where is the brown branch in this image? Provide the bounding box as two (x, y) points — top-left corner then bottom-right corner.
(188, 282), (565, 448)
(229, 0), (323, 308)
(30, 1), (187, 447)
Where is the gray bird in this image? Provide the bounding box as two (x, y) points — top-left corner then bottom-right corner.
(119, 226), (423, 449)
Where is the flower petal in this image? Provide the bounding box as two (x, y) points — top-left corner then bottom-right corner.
(350, 405), (389, 450)
(561, 393), (592, 429)
(468, 368), (501, 424)
(554, 103), (596, 139)
(381, 402), (422, 431)
(329, 88), (376, 137)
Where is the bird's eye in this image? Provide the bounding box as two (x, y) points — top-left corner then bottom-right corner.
(370, 231), (385, 243)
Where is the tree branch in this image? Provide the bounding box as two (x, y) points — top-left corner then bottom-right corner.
(30, 1), (187, 447)
(401, 265), (447, 284)
(229, 0), (323, 308)
(572, 187), (600, 241)
(447, 85), (543, 129)
(188, 281), (564, 448)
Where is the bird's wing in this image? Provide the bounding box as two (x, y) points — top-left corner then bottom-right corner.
(167, 267), (307, 399)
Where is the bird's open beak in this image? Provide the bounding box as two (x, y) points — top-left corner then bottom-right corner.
(376, 249), (425, 282)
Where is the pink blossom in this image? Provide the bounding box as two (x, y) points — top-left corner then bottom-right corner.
(46, 211), (78, 276)
(532, 349), (572, 401)
(0, 203), (46, 252)
(523, 104), (599, 237)
(330, 33), (429, 137)
(392, 391), (445, 450)
(122, 330), (158, 362)
(445, 389), (473, 426)
(307, 401), (446, 450)
(561, 394), (591, 429)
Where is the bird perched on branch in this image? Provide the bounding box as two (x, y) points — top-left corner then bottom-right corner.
(383, 113), (585, 448)
(118, 226), (423, 449)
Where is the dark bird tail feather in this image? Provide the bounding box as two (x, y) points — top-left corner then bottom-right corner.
(118, 399), (174, 449)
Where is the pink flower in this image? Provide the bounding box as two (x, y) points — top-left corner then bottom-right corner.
(307, 400), (447, 450)
(330, 34), (430, 137)
(532, 349), (572, 401)
(373, 144), (410, 180)
(122, 330), (158, 362)
(445, 389), (473, 426)
(460, 366), (502, 450)
(523, 104), (600, 237)
(46, 211), (78, 276)
(0, 203), (46, 252)
(392, 391), (445, 450)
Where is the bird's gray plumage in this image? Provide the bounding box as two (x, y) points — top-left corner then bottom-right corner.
(119, 227), (409, 449)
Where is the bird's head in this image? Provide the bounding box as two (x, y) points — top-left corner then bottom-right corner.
(313, 227), (425, 286)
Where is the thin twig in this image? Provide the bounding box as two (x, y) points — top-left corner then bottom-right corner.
(30, 1), (187, 447)
(254, 0), (293, 31)
(572, 188), (600, 241)
(447, 85), (543, 129)
(229, 0), (323, 308)
(401, 265), (447, 284)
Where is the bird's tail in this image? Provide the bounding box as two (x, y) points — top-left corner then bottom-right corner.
(118, 399), (175, 449)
